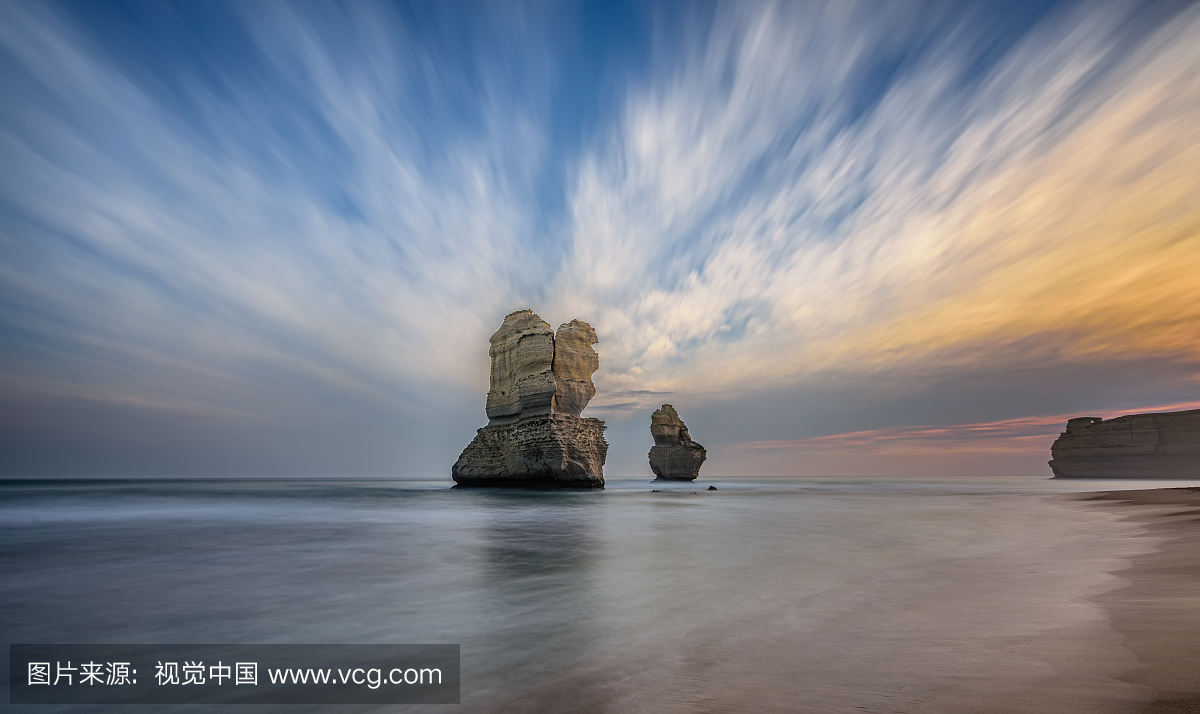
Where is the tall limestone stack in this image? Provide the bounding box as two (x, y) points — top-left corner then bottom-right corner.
(648, 404), (706, 480)
(483, 310), (556, 425)
(453, 310), (607, 487)
(1049, 409), (1200, 478)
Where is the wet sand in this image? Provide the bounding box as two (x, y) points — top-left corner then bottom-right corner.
(1085, 489), (1200, 714)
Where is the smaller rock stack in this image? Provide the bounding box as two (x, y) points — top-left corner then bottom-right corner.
(648, 405), (706, 480)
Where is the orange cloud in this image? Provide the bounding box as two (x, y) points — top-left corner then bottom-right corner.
(574, 9), (1200, 398)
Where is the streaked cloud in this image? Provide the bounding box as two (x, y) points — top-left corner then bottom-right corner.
(563, 2), (1200, 400)
(0, 0), (1197, 476)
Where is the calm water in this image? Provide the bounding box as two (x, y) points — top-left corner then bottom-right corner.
(3, 476), (1197, 713)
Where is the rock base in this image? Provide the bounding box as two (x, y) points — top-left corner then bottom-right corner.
(649, 443), (707, 481)
(1049, 409), (1200, 478)
(452, 414), (607, 488)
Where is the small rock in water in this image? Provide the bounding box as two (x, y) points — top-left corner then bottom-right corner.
(708, 485), (718, 491)
(647, 404), (707, 480)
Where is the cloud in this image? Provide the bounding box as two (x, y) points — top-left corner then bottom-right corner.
(554, 1), (1200, 400)
(0, 0), (1197, 475)
(705, 399), (1200, 478)
(0, 0), (552, 421)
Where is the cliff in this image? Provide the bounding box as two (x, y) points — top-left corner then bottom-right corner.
(648, 404), (706, 480)
(454, 310), (607, 487)
(1049, 409), (1200, 478)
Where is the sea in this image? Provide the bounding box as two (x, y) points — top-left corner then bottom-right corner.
(3, 475), (1198, 713)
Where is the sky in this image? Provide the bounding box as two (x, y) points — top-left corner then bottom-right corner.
(1, 0), (1198, 478)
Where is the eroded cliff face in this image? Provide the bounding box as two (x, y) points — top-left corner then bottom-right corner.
(648, 404), (706, 480)
(551, 319), (599, 418)
(1049, 409), (1200, 478)
(451, 414), (607, 487)
(455, 310), (606, 487)
(485, 310), (556, 425)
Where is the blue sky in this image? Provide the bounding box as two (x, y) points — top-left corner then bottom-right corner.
(2, 0), (1198, 477)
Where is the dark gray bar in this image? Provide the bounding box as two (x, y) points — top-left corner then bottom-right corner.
(10, 644), (459, 704)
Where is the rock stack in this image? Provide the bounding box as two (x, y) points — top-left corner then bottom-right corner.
(453, 310), (607, 488)
(648, 405), (706, 480)
(1049, 409), (1200, 478)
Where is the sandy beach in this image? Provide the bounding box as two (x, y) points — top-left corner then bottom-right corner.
(1084, 489), (1200, 714)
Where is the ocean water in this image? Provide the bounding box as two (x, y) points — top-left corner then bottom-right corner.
(2, 476), (1197, 713)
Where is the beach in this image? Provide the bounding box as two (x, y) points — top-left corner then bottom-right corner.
(1086, 489), (1200, 714)
(4, 478), (1200, 713)
(3, 2), (1199, 711)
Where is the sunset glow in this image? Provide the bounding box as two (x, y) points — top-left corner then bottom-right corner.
(1, 1), (1197, 476)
